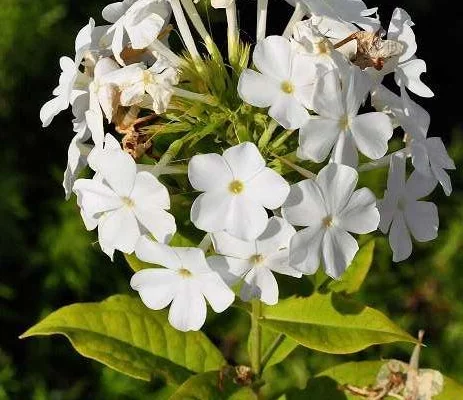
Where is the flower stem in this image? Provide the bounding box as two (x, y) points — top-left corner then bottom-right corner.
(260, 333), (285, 371)
(269, 129), (295, 151)
(357, 148), (409, 172)
(148, 39), (183, 67)
(283, 2), (307, 38)
(180, 0), (215, 55)
(258, 119), (279, 150)
(172, 87), (218, 106)
(256, 0), (268, 42)
(250, 299), (262, 376)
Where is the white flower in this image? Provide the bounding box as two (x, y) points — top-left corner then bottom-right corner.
(372, 85), (455, 195)
(101, 0), (171, 65)
(238, 35), (316, 129)
(101, 60), (178, 114)
(286, 0), (380, 32)
(282, 163), (380, 278)
(379, 154), (439, 262)
(208, 217), (301, 305)
(367, 8), (433, 98)
(131, 237), (235, 331)
(298, 66), (393, 167)
(73, 146), (176, 259)
(75, 18), (111, 66)
(189, 142), (290, 241)
(210, 0), (234, 9)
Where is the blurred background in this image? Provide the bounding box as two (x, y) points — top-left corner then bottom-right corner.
(0, 0), (462, 398)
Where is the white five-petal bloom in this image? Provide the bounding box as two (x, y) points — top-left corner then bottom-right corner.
(238, 35), (317, 129)
(73, 142), (176, 259)
(298, 66), (393, 167)
(101, 0), (171, 65)
(131, 237), (235, 331)
(208, 217), (302, 305)
(102, 60), (178, 114)
(379, 154), (439, 263)
(282, 163), (380, 278)
(188, 142), (290, 241)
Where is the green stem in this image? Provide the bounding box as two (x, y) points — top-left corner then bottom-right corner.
(260, 333), (285, 371)
(269, 129), (294, 151)
(258, 119), (279, 150)
(250, 299), (262, 376)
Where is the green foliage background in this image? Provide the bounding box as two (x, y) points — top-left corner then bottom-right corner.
(0, 0), (461, 398)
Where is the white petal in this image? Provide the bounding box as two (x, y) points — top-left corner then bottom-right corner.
(330, 130), (358, 167)
(238, 69), (280, 108)
(168, 283), (207, 331)
(253, 36), (292, 81)
(322, 227), (359, 279)
(126, 13), (165, 49)
(98, 207), (140, 254)
(339, 188), (380, 234)
(426, 137), (455, 170)
(131, 268), (179, 309)
(173, 247), (211, 275)
(211, 231), (255, 259)
(40, 96), (67, 127)
(222, 142), (265, 182)
(405, 170), (437, 201)
(404, 201), (438, 242)
(388, 8), (417, 63)
(395, 59), (434, 98)
(400, 83), (430, 138)
(256, 217), (296, 257)
(85, 109), (105, 149)
(345, 66), (373, 116)
(298, 117), (341, 162)
(226, 195), (269, 241)
(133, 207), (176, 244)
(120, 81), (146, 106)
(410, 140), (432, 177)
(245, 168), (290, 209)
(131, 171), (170, 209)
(265, 251), (302, 278)
(268, 93), (309, 130)
(190, 191), (233, 234)
(188, 153), (233, 192)
(241, 267), (279, 305)
(282, 179), (327, 227)
(111, 23), (126, 66)
(431, 165), (452, 197)
(289, 226), (324, 274)
(207, 255), (251, 286)
(316, 163), (358, 215)
(389, 212), (412, 262)
(350, 112), (393, 160)
(135, 236), (181, 269)
(73, 179), (122, 216)
(199, 273), (235, 312)
(311, 69), (344, 119)
(102, 2), (128, 23)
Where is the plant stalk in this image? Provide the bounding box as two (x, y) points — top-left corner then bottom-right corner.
(250, 299), (262, 376)
(226, 1), (239, 66)
(256, 0), (268, 42)
(260, 333), (285, 371)
(258, 119), (279, 150)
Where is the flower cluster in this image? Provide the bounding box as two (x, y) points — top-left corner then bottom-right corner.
(41, 0), (454, 331)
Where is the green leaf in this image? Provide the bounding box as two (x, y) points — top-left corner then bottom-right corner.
(168, 371), (257, 400)
(258, 292), (417, 354)
(258, 328), (298, 371)
(287, 361), (463, 400)
(20, 295), (226, 384)
(328, 240), (375, 294)
(124, 253), (153, 272)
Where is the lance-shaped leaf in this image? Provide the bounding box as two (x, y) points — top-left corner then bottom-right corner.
(168, 371), (257, 400)
(328, 239), (375, 294)
(286, 360), (463, 400)
(20, 295), (226, 384)
(258, 292), (417, 354)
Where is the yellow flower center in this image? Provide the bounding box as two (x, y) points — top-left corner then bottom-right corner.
(323, 215), (334, 228)
(122, 197), (135, 208)
(339, 115), (350, 131)
(249, 254), (265, 265)
(281, 80), (294, 94)
(315, 40), (331, 55)
(229, 180), (244, 194)
(178, 268), (192, 278)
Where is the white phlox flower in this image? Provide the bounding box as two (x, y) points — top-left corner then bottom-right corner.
(285, 0), (380, 32)
(208, 217), (302, 305)
(131, 236), (235, 331)
(379, 154), (439, 263)
(238, 35), (317, 129)
(101, 59), (178, 114)
(188, 142), (290, 241)
(210, 0), (234, 9)
(75, 18), (112, 68)
(298, 66), (393, 167)
(282, 163), (380, 279)
(367, 8), (433, 98)
(73, 144), (176, 260)
(101, 0), (171, 65)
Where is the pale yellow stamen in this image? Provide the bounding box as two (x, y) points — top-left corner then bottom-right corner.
(281, 80), (294, 94)
(122, 197), (135, 208)
(178, 268), (192, 278)
(339, 115), (350, 131)
(229, 180), (244, 194)
(323, 215), (334, 228)
(249, 254), (265, 266)
(315, 40), (331, 55)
